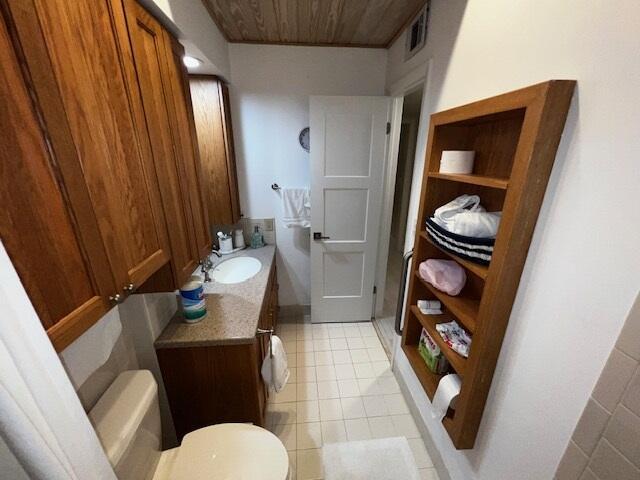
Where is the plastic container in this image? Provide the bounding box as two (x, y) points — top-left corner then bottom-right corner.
(233, 228), (245, 248)
(219, 235), (233, 253)
(179, 277), (206, 323)
(250, 225), (264, 249)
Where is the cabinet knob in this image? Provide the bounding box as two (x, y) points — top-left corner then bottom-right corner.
(123, 283), (135, 293)
(109, 293), (123, 304)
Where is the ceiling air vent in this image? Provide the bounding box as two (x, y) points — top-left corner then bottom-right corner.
(405, 3), (430, 60)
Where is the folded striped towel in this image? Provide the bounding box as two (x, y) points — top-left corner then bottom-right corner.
(425, 217), (494, 265)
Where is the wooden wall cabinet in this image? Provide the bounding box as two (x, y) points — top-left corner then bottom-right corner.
(163, 35), (212, 260)
(189, 76), (242, 226)
(401, 81), (575, 449)
(0, 12), (115, 351)
(120, 0), (211, 288)
(0, 0), (210, 350)
(157, 265), (278, 440)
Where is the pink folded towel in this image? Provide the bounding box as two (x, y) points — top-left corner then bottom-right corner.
(419, 259), (466, 296)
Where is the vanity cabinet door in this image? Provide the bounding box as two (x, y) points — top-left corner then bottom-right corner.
(7, 0), (171, 293)
(0, 13), (116, 352)
(189, 76), (242, 226)
(162, 34), (212, 260)
(120, 0), (200, 287)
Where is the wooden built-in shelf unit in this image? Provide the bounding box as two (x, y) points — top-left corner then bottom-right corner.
(402, 80), (575, 449)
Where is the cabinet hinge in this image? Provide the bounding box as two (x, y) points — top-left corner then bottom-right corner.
(386, 122), (391, 134)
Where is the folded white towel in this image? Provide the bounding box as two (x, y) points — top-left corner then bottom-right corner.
(282, 187), (311, 228)
(433, 194), (482, 223)
(432, 194), (501, 238)
(260, 335), (289, 392)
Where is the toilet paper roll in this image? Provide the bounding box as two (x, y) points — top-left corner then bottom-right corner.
(431, 373), (461, 421)
(440, 151), (475, 174)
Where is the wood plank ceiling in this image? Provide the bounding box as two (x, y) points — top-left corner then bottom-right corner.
(201, 0), (427, 48)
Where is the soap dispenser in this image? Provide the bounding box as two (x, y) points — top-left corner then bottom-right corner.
(250, 225), (264, 249)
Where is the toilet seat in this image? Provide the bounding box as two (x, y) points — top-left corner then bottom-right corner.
(169, 423), (290, 479)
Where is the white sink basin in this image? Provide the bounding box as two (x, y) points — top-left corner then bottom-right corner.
(211, 256), (262, 284)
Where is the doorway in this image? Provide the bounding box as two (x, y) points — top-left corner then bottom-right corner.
(375, 86), (423, 352)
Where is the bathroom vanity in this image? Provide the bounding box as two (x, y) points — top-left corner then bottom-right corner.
(155, 246), (278, 440)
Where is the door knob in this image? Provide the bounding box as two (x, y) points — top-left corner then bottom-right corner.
(109, 293), (123, 304)
(313, 232), (330, 240)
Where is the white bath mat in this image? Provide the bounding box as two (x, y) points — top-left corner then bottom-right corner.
(322, 437), (421, 480)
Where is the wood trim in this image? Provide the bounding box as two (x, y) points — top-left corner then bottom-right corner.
(128, 248), (170, 288)
(47, 297), (110, 352)
(427, 172), (509, 189)
(227, 38), (387, 49)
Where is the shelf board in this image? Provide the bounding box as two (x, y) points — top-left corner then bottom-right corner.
(401, 343), (442, 400)
(419, 232), (489, 280)
(415, 272), (478, 333)
(411, 305), (467, 376)
(428, 172), (509, 189)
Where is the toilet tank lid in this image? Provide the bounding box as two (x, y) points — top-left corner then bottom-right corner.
(89, 370), (157, 468)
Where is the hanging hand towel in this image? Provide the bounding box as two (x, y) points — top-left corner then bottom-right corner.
(260, 335), (290, 392)
(282, 187), (311, 228)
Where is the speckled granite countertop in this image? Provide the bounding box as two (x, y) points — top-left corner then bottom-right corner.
(155, 245), (275, 349)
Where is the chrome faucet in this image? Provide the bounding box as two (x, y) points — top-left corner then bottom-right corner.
(200, 258), (212, 282)
(200, 246), (222, 283)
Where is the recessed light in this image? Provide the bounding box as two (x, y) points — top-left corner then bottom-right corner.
(183, 56), (202, 68)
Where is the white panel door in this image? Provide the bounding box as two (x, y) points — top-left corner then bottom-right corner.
(310, 96), (391, 323)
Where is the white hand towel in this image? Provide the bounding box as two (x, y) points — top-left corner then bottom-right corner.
(431, 194), (501, 238)
(260, 335), (289, 392)
(282, 187), (311, 228)
(433, 194), (482, 225)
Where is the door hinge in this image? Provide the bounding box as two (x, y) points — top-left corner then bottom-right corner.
(386, 122), (391, 134)
(373, 285), (377, 294)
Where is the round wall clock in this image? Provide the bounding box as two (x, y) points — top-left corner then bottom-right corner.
(299, 127), (310, 152)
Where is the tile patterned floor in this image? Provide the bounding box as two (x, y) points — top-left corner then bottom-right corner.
(270, 320), (440, 480)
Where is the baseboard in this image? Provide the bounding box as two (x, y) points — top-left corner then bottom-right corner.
(393, 344), (452, 480)
(278, 304), (310, 320)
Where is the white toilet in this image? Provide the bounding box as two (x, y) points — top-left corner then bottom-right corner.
(89, 370), (290, 479)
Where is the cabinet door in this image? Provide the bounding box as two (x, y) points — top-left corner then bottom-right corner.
(120, 0), (199, 286)
(162, 33), (212, 259)
(0, 12), (115, 351)
(218, 82), (242, 224)
(7, 0), (170, 292)
(190, 76), (242, 226)
(270, 266), (279, 332)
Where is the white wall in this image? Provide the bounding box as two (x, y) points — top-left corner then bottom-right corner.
(229, 44), (388, 306)
(389, 1), (640, 479)
(146, 0), (230, 78)
(59, 293), (179, 447)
